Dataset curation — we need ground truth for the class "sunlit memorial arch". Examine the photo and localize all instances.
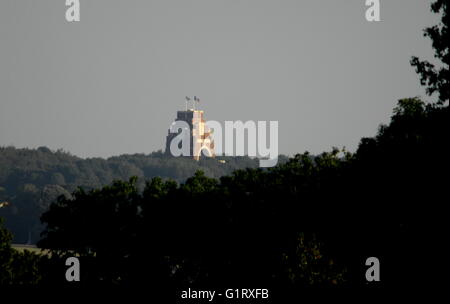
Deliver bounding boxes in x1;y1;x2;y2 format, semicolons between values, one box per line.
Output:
165;96;215;160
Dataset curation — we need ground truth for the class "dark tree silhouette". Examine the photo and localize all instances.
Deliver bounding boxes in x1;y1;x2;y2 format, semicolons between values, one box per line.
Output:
411;0;449;104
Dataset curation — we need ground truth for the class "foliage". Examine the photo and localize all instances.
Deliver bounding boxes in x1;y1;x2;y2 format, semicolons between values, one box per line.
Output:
410;0;449;104
282;233;346;285
0;218;43;284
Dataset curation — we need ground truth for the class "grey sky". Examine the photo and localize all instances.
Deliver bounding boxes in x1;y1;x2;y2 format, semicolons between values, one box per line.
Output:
0;1;438;158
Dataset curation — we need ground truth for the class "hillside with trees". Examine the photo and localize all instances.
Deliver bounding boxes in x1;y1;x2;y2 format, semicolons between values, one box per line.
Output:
0;148;285;243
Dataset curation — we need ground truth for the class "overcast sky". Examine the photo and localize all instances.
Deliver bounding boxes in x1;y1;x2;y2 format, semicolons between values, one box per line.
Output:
0;0;439;158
